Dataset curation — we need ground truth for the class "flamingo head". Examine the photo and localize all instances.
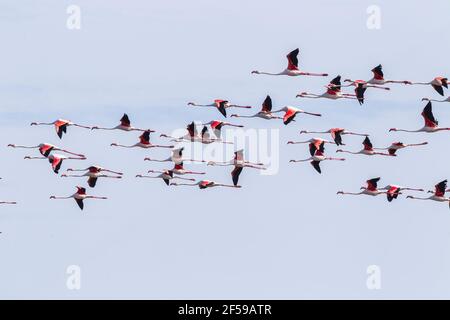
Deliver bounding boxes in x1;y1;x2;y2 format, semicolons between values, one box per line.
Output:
421;98;430;101
230;114;238;118
389;128;397;132
343;79;352;83
24;156;31;159
251;70;260;74
136;174;143;178
143;157;151;161
61;174;67;177
91;126;99;130
49;196;56;199
406;195;414;199
336;191;344;195
336;149;343;153
287;141;294;144
30;122;37;126
110;143;118;146
187;102;195;106
170;182;179;186
7;144;15;147
207;161;215;166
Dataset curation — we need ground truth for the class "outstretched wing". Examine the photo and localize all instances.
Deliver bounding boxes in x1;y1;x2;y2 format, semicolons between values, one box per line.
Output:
215;100;228;117
371;65;384;80
231;166;243;186
362;136;373;151
286;48;299;71
355;83;366;105
120;113;131;127
366;177;380;191
262;95;272;112
88;177;98;188
421;102;438;127
310;160;321;174
75;198;84;210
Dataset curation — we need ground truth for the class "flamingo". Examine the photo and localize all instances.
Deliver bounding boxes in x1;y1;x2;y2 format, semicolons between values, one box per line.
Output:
30;119;91;139
187;100;251;118
171;180;241;189
379;184;424;202
50;186;107;210
363;64;412;85
299;128;368;146
91;113;155;132
111;130;173;149
7;143;84;158
200;120;243;139
207;149;264;168
422;97;450;103
287;138;336;156
136;170;195;186
160;122;232;144
61;166;123;188
296;75;358;100
342;80;390;105
150;162;205;176
373;141;428;156
337;177;388;197
230;95;283;120
24;153;86;174
389;102;450;133
144;147;205;164
407;180;450;208
409;77;448;96
271;106;321;125
289;141;345;173
336;137;394;157
251;48;328;77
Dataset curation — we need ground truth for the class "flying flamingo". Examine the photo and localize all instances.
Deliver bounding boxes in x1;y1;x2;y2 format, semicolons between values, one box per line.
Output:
407;180;450;208
143;147;205;164
373;141;428;156
389;102;450;133
287;138;336;156
160;122;232;144
111;130;173;149
7;143;84;158
337;177;388;197
91;113;155;132
61;166;123;188
336;137;394;157
341;80;390;105
289;141;345;173
409;77;448;96
251;48;328;77
230;95;283;120
171;180;241;189
207;149;264;168
150;162;205;176
378;184;424;202
422;97;450;103
24;153;86;174
296;75;358;100
136;170;195;186
360;64;412;85
50;186;107;210
30;119;91;139
271;106;321;125
299;128;368;146
187;99;251;117
200;120;244;139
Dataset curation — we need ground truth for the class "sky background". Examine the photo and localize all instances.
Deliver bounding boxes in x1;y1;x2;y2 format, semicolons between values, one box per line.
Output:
1;0;450;299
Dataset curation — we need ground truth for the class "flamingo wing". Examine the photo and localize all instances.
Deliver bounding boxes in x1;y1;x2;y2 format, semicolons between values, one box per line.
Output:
366;177;380;191
309;142;317;156
355;83;366;105
283;108;297;125
139;130;151;144
231;166;243;186
387;186;400;202
371;65;384;80
262;95;272;112
50;157;63;174
39;144;54;157
331;129;344;146
55;121;68;139
234;150;244;162
362;136;373;151
435;180;447;197
75;198;84;210
432;84;444;96
214;100;227;117
310;160;321;174
88;176;98;188
286;48;299;71
120;113;131;127
187;122;196;138
421;102;438;127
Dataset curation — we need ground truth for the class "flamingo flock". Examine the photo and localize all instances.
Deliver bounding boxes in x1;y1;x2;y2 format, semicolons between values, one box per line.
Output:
2;47;449;211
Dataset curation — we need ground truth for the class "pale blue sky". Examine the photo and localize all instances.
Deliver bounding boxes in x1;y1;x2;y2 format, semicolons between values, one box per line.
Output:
1;0;450;299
